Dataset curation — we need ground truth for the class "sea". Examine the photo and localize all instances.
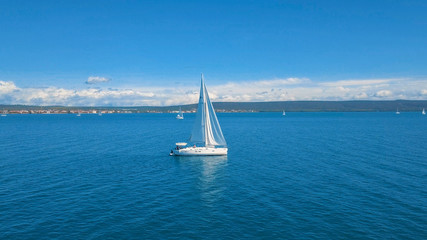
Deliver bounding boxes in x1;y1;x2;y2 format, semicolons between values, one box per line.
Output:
0;112;426;239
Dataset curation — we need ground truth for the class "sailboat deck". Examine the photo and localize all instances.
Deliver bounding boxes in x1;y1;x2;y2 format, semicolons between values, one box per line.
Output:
173;147;227;156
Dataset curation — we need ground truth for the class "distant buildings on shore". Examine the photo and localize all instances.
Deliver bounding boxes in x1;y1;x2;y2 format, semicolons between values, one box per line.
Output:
1;109;135;114
2;109;142;114
0;108;255;114
3;100;425;113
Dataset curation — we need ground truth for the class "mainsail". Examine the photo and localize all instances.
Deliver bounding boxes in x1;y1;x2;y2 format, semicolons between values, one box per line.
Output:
177;106;183;118
189;74;227;147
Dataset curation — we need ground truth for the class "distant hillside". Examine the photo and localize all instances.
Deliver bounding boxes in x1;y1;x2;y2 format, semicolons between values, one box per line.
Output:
210;100;427;112
1;100;426;113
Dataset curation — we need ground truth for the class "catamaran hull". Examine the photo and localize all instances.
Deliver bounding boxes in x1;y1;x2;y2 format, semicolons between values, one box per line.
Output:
172;147;228;156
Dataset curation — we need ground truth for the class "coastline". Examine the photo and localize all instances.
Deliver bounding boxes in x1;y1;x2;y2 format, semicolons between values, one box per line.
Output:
1;100;427;114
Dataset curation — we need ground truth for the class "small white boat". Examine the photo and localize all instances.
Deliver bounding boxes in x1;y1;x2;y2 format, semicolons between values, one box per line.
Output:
171;74;227;156
423;108;426;115
396;108;400;114
282;110;286;116
176;106;184;119
98;110;102;116
77;110;81;117
1;110;7;117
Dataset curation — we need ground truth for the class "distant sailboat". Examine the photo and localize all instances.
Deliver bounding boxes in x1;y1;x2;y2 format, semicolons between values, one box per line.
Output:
423;108;426;115
77;110;81;117
1;110;7;117
282;110;286;116
171;74;227;156
396;108;400;114
176;106;184;119
98;110;102;116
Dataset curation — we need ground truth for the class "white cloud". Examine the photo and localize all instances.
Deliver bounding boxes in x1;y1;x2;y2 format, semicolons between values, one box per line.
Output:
253;77;309;87
86;76;111;84
374;90;393;98
1;77;426;106
354;92;369;99
320;79;396;87
0;81;18;94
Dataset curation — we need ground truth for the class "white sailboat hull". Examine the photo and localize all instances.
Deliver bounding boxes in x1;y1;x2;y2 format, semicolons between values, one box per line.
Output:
172;147;228;156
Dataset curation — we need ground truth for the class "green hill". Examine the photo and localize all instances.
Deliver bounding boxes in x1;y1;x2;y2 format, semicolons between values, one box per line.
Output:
1;100;426;113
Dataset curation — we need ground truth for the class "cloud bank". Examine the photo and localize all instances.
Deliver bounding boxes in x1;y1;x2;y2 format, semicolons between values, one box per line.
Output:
0;77;426;106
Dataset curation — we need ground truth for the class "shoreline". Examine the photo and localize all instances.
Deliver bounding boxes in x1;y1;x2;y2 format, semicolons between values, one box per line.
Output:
1;100;426;114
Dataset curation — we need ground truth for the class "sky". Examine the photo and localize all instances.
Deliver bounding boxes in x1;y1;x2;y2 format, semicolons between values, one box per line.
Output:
1;0;427;106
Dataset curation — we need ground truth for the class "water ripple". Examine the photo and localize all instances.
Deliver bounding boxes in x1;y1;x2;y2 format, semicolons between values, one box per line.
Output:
1;113;426;239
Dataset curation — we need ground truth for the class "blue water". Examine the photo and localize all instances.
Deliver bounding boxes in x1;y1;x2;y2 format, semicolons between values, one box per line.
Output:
1;112;426;239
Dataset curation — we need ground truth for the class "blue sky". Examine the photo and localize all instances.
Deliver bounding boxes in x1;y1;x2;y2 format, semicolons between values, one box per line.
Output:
1;0;427;106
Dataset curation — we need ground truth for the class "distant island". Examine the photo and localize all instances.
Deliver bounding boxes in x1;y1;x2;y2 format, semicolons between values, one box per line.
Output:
1;100;426;114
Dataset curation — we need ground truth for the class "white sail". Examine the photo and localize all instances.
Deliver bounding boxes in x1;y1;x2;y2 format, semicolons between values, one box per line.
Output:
176;106;184;119
189;74;227;147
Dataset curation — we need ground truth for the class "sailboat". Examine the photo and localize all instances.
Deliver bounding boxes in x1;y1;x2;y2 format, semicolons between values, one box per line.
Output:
282;110;286;116
422;108;426;115
396;107;400;114
176;106;184;119
1;110;7;117
98;110;102;116
171;74;227;156
77;110;81;117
